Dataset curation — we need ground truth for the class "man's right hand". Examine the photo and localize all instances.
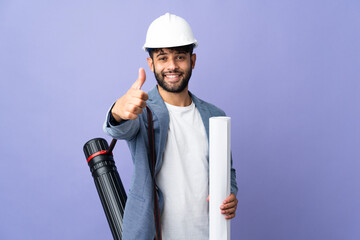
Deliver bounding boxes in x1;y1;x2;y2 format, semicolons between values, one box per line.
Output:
111;68;149;122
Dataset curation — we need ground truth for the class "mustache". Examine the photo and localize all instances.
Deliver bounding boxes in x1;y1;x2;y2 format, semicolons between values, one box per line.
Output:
162;70;183;75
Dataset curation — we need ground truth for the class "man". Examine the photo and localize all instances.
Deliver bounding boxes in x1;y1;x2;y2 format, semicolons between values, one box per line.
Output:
104;13;238;239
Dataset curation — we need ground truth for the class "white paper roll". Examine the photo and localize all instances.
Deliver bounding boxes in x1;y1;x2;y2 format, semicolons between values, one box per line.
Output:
209;117;231;240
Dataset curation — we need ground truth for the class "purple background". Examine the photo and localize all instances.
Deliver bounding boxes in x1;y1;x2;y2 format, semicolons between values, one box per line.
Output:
1;0;360;239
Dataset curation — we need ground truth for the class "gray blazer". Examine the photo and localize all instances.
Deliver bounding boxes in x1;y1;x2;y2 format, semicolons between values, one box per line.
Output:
104;86;238;239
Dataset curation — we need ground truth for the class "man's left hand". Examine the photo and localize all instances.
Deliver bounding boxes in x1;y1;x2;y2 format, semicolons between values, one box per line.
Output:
220;193;238;219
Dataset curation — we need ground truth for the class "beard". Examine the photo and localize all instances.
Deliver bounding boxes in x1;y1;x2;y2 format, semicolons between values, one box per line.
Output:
153;64;192;93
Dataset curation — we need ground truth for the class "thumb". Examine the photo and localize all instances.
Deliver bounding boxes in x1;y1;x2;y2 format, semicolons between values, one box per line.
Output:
132;67;146;90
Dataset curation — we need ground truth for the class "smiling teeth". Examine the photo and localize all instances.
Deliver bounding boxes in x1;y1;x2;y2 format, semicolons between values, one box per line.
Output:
166;75;178;78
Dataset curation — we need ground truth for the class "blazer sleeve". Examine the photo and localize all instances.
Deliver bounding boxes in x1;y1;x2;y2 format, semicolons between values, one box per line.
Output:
103;105;140;141
230;153;238;196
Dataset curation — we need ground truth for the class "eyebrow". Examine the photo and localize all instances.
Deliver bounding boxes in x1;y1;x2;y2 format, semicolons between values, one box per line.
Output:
156;51;187;58
156;52;168;57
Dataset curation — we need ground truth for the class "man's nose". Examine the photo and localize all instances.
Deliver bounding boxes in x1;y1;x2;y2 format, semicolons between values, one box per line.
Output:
166;58;177;71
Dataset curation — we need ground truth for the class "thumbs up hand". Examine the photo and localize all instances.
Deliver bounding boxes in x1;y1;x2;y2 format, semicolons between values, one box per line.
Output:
111;68;149;122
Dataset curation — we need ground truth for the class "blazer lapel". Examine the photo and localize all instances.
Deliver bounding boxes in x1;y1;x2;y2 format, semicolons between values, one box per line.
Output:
147;86;169;174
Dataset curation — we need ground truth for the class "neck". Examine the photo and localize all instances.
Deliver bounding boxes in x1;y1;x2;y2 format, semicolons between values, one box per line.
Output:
158;85;192;107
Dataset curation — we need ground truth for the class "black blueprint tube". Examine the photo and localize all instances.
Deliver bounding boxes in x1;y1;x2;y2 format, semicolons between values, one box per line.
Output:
83;138;127;240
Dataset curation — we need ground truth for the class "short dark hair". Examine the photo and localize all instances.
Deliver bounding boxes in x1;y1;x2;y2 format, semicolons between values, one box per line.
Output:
148;44;194;58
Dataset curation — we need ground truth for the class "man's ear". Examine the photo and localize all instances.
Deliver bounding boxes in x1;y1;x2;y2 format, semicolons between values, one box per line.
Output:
191;54;196;69
147;57;154;72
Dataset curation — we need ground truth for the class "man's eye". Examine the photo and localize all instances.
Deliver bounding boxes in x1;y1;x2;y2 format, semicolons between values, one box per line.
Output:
177;56;185;60
159;57;166;61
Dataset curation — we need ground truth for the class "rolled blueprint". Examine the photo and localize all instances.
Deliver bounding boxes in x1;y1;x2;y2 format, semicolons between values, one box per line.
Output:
209;117;231;240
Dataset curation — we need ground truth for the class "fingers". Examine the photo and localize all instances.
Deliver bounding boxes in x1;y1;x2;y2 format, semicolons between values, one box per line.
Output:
117;97;147;120
132;89;149;101
225;213;236;220
221;200;237;210
123;107;142;120
220;193;238;220
132;68;146;90
220;204;237;219
221;205;237;214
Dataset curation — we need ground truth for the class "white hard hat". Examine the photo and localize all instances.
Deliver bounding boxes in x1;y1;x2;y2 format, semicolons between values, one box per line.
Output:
143;13;198;51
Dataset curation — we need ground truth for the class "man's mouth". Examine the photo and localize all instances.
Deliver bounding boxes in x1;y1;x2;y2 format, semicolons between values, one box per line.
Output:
163;72;182;82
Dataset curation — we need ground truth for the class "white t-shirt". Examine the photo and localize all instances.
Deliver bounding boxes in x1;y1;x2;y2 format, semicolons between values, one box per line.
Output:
157;101;209;239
